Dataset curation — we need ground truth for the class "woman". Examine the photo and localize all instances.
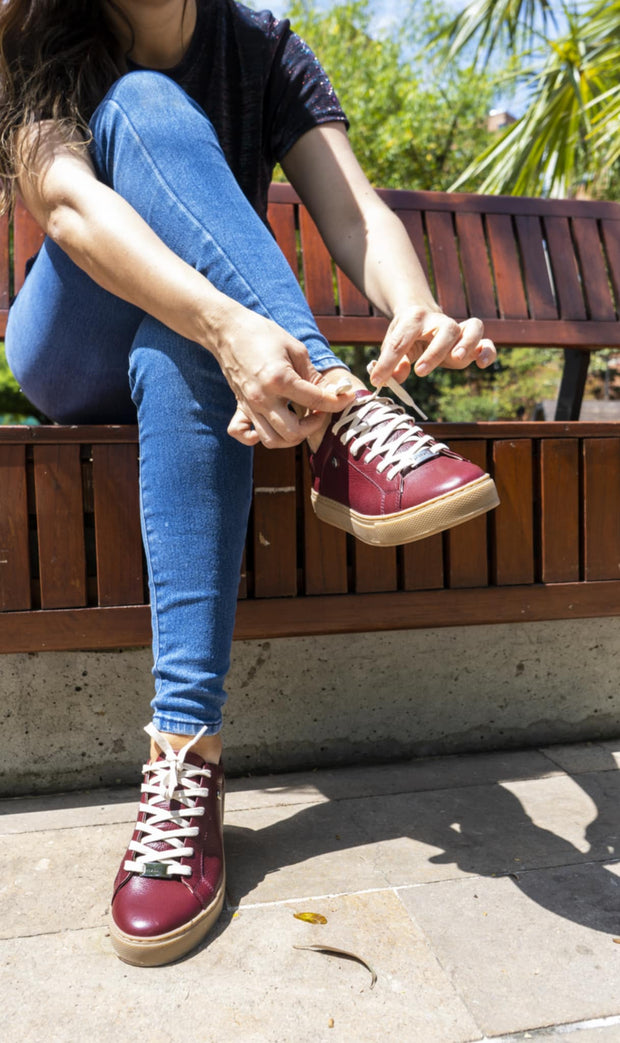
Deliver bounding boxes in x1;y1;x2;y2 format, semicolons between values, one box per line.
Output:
0;0;498;965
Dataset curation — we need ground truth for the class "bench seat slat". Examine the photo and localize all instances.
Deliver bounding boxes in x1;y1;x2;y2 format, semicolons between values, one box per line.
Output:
540;439;580;583
583;438;620;582
92;444;144;606
446;440;490;588
492;439;534;586
34;444;87;608
0;445;31;610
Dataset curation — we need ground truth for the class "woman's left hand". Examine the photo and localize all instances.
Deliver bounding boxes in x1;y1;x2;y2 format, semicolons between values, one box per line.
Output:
369;306;497;388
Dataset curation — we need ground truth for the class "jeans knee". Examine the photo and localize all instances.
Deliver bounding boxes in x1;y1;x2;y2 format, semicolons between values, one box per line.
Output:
90;71;218;178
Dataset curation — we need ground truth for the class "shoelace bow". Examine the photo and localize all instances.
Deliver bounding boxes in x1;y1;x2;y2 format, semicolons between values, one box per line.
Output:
331;365;448;481
125;723;213;879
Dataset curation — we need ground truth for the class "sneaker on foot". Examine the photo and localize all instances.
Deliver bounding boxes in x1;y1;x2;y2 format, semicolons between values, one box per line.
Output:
309;382;499;547
110;724;225;967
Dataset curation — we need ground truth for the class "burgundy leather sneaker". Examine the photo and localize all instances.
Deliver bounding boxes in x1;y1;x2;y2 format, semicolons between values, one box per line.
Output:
309;388;499;546
110;724;225;966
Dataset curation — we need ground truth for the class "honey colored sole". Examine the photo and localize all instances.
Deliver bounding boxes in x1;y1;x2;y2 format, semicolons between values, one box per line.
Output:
110;876;226;967
311;474;499;547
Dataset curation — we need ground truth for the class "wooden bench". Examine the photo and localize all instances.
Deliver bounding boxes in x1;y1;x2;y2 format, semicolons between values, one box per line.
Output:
1;183;620;654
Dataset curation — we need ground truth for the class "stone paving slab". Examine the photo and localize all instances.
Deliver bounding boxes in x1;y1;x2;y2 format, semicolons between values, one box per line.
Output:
0;891;482;1043
398;865;620;1037
0;745;561;836
540;742;620;776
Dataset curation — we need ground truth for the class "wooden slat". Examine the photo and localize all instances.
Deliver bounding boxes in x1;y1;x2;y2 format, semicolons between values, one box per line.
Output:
539;439;580;582
3;580;620;653
252;446;298;597
233;581;620;641
600;218;620;313
446;440;490;588
544;217;588;320
353;542;398;594
13;198;44;295
267;200;299;277
0;445;31;610
317;315;620;348
571;217;616;320
492;439;534;585
515;215;558;319
398;209;432;284
583;438;620;581
455;212;497;317
486;214;529;319
426;211;468;317
92;444;144;606
336;267;371;316
238;548;248;600
301;452;348;595
0;214;10;312
299;206;336;314
401;535;444;590
33;444;87;608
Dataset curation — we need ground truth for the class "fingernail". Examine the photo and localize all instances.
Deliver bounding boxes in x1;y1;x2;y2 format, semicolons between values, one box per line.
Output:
453;347;466;359
415;362;428;375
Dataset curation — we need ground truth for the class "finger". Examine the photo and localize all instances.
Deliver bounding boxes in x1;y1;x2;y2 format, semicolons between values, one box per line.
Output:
413;317;462;375
474;337;497;369
371;315;426;385
227;407;261;446
447;318;485;367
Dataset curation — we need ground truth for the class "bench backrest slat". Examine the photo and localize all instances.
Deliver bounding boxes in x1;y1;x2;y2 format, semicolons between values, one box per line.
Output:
5;183;620;348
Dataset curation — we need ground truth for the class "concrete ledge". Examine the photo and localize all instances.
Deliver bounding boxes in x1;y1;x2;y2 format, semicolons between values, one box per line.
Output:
2;616;620;795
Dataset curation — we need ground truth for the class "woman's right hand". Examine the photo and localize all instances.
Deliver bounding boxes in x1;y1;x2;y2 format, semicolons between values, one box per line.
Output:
212;303;354;449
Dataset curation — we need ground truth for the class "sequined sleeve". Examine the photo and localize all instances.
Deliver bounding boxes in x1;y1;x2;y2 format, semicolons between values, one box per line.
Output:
266;28;349;165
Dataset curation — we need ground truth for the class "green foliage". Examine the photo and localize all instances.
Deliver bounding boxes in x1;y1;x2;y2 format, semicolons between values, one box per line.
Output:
440;0;620;199
0;342;45;423
280;0;495;190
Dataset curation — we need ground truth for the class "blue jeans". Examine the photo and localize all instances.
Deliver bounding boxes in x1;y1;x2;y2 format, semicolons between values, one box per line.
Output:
6;71;344;735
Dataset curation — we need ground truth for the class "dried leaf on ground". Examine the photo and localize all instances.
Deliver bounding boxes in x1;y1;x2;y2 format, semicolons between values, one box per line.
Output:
293;944;377;988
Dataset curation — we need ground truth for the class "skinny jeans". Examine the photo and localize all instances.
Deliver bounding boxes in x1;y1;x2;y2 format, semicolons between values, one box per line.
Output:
6;71;344;735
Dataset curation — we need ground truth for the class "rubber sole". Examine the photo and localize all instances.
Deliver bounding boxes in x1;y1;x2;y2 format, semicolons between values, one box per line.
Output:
109;875;226;967
311;474;499;547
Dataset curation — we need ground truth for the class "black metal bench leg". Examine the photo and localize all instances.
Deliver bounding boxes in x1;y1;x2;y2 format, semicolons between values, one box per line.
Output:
555;349;590;421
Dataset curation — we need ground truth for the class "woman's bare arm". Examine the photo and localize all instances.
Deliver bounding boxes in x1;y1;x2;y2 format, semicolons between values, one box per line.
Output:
282;123;496;387
16;124;353;446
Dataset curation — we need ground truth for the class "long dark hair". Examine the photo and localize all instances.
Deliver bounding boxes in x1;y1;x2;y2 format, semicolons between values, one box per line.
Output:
0;0;128;214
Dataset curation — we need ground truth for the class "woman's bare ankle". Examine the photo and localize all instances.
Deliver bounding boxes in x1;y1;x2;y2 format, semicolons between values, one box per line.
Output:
150;730;223;764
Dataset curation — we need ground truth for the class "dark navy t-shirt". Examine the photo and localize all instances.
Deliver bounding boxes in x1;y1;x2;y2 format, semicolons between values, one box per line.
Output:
132;0;348;220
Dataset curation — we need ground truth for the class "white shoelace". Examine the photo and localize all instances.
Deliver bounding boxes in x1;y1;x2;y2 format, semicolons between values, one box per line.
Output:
124;724;213;879
330;365;448;481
